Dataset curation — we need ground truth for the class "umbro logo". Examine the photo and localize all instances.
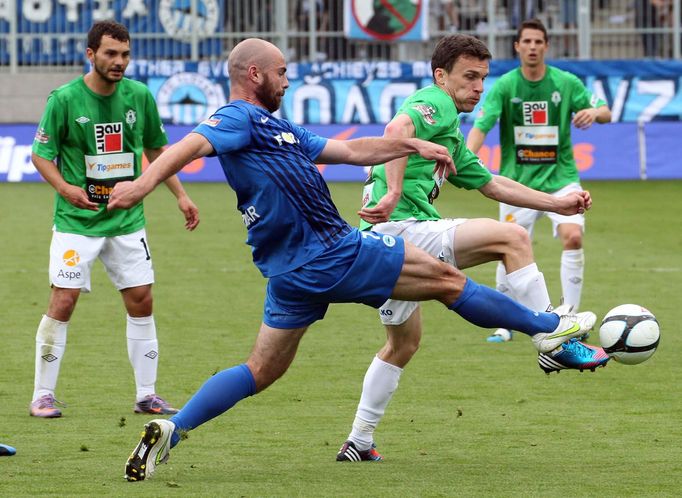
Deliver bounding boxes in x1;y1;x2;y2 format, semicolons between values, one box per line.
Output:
76;116;90;124
260;116;269;124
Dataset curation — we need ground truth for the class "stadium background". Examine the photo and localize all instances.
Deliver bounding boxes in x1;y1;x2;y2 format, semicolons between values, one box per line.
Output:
1;0;681;183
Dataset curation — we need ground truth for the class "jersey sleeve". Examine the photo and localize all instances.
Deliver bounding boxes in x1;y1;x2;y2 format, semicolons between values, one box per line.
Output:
193;105;252;155
32;91;64;161
291;123;328;161
399;99;450;142
473;79;504;133
569;73;606;112
447;127;493;190
142;89;168;149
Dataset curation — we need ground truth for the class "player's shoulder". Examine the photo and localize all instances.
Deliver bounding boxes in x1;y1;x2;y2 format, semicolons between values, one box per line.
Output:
119;77;149;92
47;76;86;102
547;65;583;84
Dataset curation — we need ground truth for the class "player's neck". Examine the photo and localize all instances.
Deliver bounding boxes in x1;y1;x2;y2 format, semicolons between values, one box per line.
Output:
229;89;266;110
83;72;118;96
521;63;546;82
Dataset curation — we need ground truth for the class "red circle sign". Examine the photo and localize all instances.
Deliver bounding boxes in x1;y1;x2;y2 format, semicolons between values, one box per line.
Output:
351;0;423;41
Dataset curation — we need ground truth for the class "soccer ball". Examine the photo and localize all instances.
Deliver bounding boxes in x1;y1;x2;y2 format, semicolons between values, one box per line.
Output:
599;304;660;365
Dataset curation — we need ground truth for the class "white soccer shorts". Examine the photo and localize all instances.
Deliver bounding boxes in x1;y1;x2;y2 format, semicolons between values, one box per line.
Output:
49;228;154;292
499;182;586;239
373;218;467;326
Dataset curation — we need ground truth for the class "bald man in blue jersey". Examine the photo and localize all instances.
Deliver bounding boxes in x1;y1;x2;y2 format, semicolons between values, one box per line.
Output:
109;38;594;482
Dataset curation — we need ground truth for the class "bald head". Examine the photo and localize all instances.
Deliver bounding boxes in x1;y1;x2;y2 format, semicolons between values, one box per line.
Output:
228;38;283;80
227;38;289;112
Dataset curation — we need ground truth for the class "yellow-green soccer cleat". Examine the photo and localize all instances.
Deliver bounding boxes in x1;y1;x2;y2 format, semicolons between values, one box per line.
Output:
124;419;174;482
531;311;597;353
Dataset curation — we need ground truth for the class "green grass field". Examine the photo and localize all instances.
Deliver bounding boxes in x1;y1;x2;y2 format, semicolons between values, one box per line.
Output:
1;180;681;497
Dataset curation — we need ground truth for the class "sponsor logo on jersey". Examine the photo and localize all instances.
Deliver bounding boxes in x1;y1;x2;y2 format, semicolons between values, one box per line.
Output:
62;249;80;267
412;104;436;125
84;153;134;179
514;126;558;145
76;116;90;124
94;122;123;153
274;132;299;146
522;101;548;125
202;117;221;127
34;127;49;144
260;116;270;124
125;109;137;129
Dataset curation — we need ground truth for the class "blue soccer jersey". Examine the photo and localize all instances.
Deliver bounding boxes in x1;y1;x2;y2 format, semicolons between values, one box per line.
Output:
194;101;352;277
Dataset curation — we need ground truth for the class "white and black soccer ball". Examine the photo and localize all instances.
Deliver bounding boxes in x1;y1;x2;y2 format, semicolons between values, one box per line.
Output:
599;304;660;365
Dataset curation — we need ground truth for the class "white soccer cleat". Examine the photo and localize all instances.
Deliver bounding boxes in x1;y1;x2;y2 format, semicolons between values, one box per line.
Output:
124;419;174;482
532;311;597;353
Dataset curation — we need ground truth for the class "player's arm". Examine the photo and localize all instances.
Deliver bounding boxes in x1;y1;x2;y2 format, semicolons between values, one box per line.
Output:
316;135;453;173
31;152;99;211
358;114;414;224
572;104;611;129
466;127;488;155
109;133;212;211
479;175;591;215
144;146;200;231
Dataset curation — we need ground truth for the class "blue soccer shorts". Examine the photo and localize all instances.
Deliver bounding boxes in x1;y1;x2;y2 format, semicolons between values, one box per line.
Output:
263;228;405;329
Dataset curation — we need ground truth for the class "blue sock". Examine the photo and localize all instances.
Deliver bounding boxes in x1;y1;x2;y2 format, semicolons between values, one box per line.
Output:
169;364;256;448
449;278;559;335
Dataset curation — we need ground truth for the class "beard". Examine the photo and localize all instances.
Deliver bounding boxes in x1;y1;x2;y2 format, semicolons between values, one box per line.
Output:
93;58;124;84
256;74;283;112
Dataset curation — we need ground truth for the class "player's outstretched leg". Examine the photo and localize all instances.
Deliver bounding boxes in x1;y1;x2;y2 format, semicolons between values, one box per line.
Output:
125;419;173;481
448;278;594;351
538;338;610;374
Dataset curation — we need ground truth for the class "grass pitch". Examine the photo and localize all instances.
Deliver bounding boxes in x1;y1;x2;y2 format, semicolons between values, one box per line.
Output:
1;180;681;497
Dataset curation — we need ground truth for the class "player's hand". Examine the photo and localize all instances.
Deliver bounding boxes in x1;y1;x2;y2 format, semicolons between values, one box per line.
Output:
61;184;99;211
358;191;401;224
572;109;597;129
177;195;200;231
557;190;591;215
415;141;456;177
107;181;143;211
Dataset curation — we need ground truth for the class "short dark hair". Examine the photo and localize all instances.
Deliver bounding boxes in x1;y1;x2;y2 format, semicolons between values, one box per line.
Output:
87;20;130;52
516;18;548;43
431;34;491;79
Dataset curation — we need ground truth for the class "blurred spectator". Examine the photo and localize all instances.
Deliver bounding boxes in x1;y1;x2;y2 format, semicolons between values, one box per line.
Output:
561;0;577;56
296;0;329;60
635;0;666;57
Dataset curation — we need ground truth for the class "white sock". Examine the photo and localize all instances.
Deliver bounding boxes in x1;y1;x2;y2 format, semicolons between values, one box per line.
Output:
33;315;68;401
505;263;552;312
561;249;584;311
126;314;158;401
348;355;403;451
495;261;515;299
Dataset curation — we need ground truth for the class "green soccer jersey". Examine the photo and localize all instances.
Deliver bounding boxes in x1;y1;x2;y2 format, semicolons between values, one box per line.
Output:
473;65;605;193
361;85;492;230
33;76;168;237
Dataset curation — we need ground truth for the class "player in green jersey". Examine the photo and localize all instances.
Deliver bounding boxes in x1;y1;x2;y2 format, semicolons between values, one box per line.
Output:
337;34;609;462
467;18;611;343
29;21;200;418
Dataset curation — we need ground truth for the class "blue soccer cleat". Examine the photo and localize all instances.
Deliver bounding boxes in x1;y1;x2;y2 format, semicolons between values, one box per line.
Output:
538;338;610;374
487;328;513;343
0;444;16;456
